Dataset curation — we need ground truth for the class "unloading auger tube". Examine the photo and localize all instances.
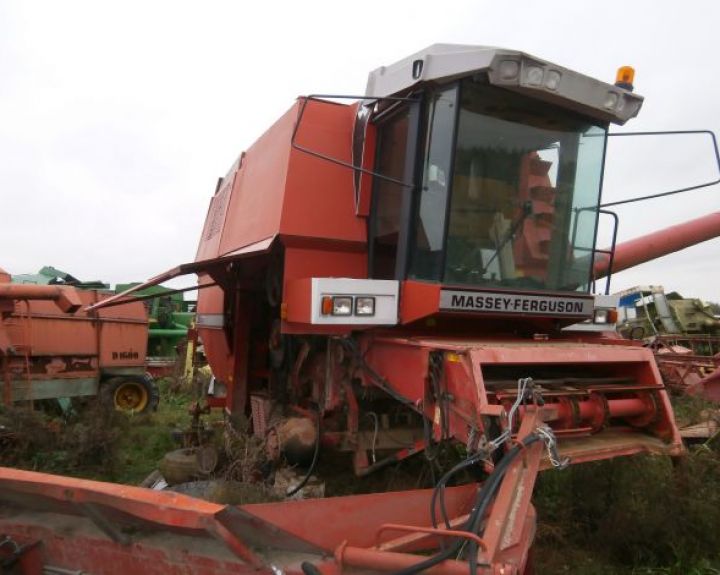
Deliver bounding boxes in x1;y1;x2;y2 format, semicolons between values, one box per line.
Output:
594;211;720;279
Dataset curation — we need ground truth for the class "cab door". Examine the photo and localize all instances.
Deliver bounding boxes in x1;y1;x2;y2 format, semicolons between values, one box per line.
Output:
368;103;420;280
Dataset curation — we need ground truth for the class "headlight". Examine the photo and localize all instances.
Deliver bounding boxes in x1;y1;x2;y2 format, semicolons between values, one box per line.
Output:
332;296;353;316
355;296;376;316
524;66;544;87
594;309;609;324
545;70;561;91
320;294;379;318
593;309;618;324
499;59;520;81
604;91;619;110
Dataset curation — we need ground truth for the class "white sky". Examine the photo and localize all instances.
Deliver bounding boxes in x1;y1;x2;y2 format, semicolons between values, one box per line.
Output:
1;0;718;301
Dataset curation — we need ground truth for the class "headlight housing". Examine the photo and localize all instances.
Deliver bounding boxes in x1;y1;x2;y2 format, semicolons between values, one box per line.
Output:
331;296;353;316
355;296;376;316
593;308;618;324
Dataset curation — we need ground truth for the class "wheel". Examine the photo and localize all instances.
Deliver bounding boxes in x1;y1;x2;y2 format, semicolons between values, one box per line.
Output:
629;325;646;340
100;375;160;414
195;445;220;475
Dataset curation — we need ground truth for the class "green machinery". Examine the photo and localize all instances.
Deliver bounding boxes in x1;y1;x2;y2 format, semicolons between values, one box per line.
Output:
115;282;195;374
616;285;720;340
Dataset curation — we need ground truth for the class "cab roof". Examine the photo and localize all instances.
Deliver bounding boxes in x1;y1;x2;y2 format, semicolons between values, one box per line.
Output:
366;43;643;125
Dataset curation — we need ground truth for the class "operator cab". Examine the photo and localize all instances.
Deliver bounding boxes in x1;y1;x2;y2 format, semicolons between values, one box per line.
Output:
364;45;641;324
372;82;605;291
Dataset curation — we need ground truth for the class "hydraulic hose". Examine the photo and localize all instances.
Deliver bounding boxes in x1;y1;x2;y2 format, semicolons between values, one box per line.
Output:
433;377;533;531
300;561;322;575
392;434;541;575
464;435;543;575
431;453;485;530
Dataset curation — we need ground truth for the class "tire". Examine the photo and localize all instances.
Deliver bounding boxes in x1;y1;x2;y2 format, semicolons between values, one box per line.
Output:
629;326;646;340
195;445;220;475
159;448;200;485
100;375;160;414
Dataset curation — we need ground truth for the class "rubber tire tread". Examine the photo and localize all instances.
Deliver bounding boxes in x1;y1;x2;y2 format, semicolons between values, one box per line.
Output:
99;374;160;414
160;448;200;486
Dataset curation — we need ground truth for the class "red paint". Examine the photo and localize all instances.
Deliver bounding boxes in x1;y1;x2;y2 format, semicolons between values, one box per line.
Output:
0;282;147;405
595;211;720;278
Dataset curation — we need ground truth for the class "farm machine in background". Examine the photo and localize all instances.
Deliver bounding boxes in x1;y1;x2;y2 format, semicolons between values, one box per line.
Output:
12;266;196;379
0;267;157;413
616;285;720;341
614;283;720;403
114;282;196;378
1;44;719;574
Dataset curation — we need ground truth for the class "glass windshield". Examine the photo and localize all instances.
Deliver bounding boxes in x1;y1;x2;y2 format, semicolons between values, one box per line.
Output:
411;80;607;292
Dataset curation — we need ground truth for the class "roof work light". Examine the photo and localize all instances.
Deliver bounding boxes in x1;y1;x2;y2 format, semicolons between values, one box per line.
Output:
615;66;635;92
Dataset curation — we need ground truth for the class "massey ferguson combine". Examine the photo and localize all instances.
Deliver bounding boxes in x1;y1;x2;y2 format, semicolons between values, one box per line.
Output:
2;44;719;574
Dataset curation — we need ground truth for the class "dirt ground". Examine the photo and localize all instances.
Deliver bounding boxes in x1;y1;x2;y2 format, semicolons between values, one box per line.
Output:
1;382;719;574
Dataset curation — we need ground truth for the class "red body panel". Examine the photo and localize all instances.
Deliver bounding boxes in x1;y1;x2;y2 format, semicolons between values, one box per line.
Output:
215;118;288;258
196;100;366;266
595;211;720;278
361;335;682;461
195;281;233;384
281;102;366;244
688;366;720;402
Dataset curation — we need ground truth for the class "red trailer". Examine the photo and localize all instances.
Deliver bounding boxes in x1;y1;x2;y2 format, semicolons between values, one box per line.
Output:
1;44;718;574
0;267;156;412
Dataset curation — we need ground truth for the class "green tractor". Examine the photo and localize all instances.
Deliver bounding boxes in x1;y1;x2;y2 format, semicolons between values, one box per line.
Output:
115;282;196;377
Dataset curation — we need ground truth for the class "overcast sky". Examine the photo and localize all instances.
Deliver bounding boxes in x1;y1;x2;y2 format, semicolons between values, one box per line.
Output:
1;1;718;301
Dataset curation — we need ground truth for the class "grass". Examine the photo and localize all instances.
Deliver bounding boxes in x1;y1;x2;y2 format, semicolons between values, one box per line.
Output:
533;445;720;573
108;378;196;484
0;378;194;484
671;395;718;428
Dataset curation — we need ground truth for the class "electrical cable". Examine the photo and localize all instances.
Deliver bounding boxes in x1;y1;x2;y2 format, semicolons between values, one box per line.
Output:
464;429;565;575
487;377;531;453
423;405;440;462
366;411;379;464
300;561;322;575
465;435;543;575
536;425;570;469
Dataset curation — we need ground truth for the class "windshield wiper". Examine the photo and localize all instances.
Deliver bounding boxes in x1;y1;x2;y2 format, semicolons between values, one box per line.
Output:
481;200;533;276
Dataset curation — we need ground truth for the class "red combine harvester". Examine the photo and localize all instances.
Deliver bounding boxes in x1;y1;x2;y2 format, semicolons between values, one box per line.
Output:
0;268;156;412
1;44;719;574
